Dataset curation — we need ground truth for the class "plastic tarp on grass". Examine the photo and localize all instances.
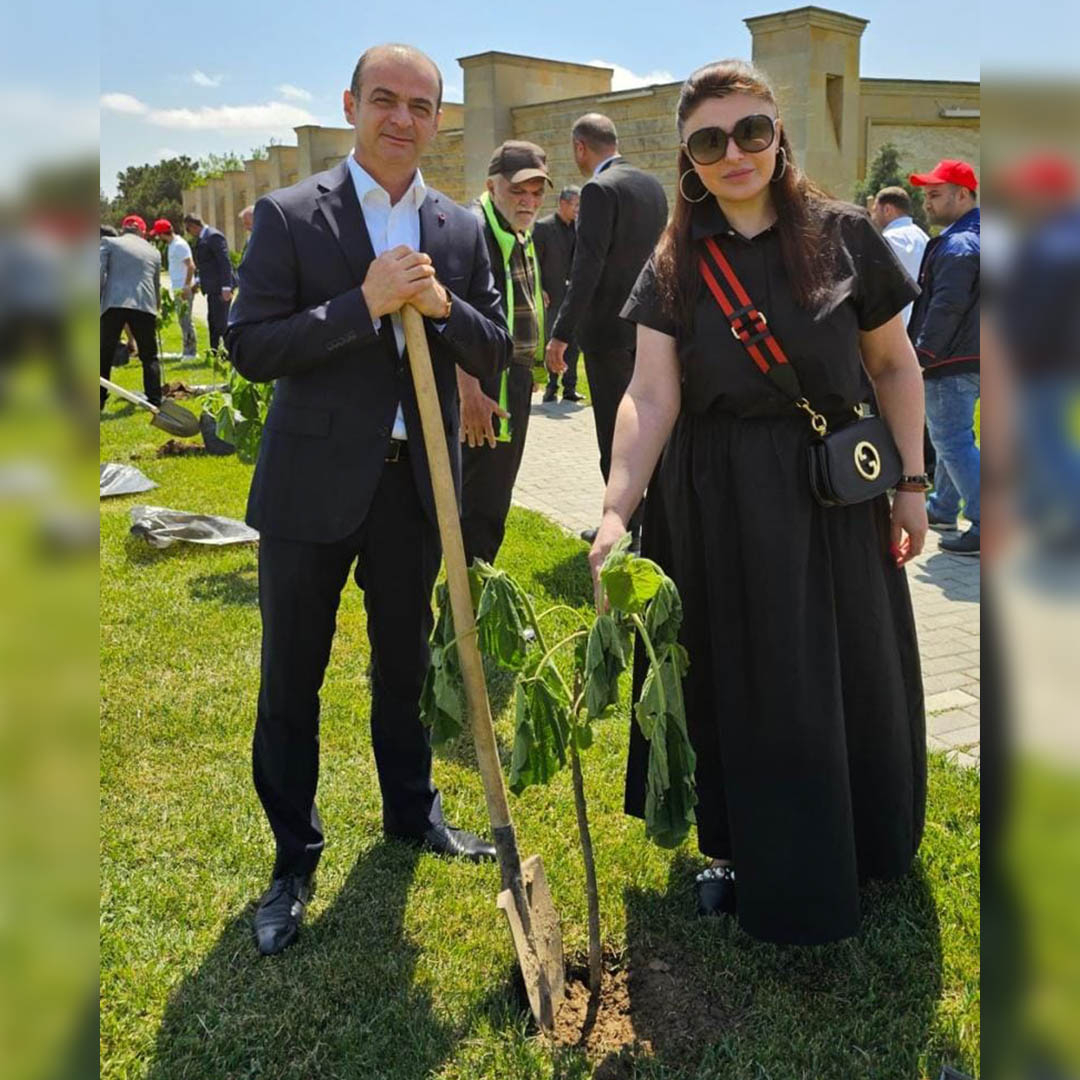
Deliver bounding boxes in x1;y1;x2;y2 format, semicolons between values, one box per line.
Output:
129;505;258;549
100;463;157;498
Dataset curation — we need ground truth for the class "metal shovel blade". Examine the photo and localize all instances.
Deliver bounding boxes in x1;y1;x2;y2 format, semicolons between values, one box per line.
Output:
496;855;566;1030
150;401;201;437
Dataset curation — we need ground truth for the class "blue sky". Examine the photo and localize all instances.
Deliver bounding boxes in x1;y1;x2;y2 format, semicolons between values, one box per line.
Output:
8;0;1074;199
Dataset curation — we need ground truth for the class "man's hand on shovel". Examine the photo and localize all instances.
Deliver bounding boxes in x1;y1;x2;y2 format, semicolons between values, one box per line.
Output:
360;245;451;321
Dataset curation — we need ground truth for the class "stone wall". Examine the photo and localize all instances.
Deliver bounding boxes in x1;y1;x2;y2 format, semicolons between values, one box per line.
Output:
511;84;684;214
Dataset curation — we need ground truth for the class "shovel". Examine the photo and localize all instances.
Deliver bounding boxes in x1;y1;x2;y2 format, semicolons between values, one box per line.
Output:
99;377;201;438
402;305;565;1032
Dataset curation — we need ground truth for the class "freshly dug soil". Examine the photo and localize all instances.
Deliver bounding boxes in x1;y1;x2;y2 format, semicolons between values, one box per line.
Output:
157;440;205;457
546;951;742;1071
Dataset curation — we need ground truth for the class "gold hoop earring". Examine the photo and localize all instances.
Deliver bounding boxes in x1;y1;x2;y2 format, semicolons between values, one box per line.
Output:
679;168;709;203
771;147;788;183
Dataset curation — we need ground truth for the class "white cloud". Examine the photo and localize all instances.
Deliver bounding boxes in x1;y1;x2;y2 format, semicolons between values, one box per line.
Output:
100;92;148;115
191;70;223;88
100;92;316;132
277;83;313;102
587;60;676;92
145;101;316;131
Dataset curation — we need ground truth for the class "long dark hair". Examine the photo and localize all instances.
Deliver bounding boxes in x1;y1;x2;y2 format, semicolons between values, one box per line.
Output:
654;60;841;328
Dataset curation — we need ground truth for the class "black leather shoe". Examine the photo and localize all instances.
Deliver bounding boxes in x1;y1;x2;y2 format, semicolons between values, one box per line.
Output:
695;865;736;917
254;872;314;955
562;391;584;403
542;388;558;403
393;823;497;862
580;527;598;543
940;528;980;557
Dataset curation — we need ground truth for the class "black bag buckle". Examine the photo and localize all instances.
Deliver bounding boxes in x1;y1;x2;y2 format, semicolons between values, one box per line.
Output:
728;304;770;347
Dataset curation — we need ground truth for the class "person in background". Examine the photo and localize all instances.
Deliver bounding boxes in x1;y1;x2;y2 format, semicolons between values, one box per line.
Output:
871;186;928;327
183;212;236;351
907;159;981;556
458;140;551;566
149;219;197;359
534;185;582;402
100;214;161;408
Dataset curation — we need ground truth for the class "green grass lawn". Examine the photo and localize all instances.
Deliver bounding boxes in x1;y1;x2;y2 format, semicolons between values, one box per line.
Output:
100;314;979;1079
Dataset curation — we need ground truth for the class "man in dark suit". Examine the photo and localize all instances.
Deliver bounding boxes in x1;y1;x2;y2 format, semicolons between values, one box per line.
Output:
534;185;581;402
545;114;668;540
184;212;236;350
226;43;512;956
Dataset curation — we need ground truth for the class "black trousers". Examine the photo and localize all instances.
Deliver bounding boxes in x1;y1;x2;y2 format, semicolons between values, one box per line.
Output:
253;457;444;878
100;307;160;407
585;345;643;533
206;292;232;352
461;362;534;566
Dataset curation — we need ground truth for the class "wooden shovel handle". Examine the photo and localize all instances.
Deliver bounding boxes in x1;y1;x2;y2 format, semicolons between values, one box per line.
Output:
401;305;513;832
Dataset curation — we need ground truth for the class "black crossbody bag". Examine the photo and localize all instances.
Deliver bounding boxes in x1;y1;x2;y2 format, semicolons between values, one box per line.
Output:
699;235;901;507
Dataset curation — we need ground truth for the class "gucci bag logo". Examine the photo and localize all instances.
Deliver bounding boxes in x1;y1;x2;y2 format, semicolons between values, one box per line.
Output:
854;440;882;481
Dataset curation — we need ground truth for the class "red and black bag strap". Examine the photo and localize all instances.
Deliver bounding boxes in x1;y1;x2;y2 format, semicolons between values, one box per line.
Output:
698;233;825;429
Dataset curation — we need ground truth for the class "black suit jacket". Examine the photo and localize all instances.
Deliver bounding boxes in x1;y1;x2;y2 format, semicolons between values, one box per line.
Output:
551;157;668;353
226;160;511;543
532;212;575;325
194;226;236;295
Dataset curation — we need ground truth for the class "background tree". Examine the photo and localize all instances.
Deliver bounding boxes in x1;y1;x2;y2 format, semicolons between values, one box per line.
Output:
105;156;199;229
854;142;928;231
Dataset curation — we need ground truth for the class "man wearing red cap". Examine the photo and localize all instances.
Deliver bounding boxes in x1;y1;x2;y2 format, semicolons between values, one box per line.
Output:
100;214;162;408
907;159;981;556
149;219;198;358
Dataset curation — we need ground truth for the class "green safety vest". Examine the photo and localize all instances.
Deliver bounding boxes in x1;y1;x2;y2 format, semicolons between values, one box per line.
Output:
480;191;545;442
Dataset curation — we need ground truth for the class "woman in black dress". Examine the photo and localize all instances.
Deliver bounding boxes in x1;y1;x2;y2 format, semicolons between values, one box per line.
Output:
589;60;929;946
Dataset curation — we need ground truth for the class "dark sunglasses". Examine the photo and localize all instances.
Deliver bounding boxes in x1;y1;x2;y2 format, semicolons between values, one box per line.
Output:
683;114;777;166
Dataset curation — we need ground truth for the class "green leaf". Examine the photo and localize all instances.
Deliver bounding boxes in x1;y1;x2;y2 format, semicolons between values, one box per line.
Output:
644;577;683;648
233;379;261;421
419;586;466;745
583;613;628;720
572;716;594;751
508;676;570;794
601;554;664;615
475;568;532;671
215;402;236;445
234;419;262;463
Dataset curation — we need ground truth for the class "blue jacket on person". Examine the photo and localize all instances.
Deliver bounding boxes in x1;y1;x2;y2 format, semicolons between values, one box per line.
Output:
907;206;980;379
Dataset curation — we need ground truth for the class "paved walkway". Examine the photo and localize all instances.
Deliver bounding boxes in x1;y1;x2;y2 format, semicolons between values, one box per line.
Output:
514;391;981;769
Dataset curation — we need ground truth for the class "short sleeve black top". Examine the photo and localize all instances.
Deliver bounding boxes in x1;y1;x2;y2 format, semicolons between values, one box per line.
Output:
621;198;919;417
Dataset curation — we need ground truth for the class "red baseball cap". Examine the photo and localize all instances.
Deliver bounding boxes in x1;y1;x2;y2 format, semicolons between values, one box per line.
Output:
908;159;978;192
148;218;174;236
121;214;148;234
998;153;1079;197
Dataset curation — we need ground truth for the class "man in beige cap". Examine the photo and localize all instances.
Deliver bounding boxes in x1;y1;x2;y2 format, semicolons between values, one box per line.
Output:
459;140;551;565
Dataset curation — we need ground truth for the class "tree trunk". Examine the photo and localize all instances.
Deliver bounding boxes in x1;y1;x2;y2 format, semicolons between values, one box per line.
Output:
569;735;602;998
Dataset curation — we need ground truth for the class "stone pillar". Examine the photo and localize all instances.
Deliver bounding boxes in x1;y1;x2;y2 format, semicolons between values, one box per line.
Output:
458;52;612;199
221;170;247;252
267;145;299;190
745;6;868;199
244;157;273;205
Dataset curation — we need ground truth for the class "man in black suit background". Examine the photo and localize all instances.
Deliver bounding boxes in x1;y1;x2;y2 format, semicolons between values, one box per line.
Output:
184;212;236;350
534;185;581;402
226;43;511;956
545;114;668;540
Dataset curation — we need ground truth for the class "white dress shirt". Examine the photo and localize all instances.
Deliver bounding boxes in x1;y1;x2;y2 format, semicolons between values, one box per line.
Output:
881;215;929;326
592;154;619;177
345;152;428;440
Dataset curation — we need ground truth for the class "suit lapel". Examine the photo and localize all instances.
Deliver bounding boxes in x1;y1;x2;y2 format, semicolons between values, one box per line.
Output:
315;160;377;287
418;193;451;282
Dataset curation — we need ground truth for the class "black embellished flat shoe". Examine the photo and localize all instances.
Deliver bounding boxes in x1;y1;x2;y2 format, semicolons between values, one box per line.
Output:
695;864;736;917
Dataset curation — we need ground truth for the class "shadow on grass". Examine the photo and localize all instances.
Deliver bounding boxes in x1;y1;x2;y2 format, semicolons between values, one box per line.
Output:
100;402;136;422
534;550;592;609
147;842;453;1079
189;564;259;606
603;853;955;1079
